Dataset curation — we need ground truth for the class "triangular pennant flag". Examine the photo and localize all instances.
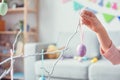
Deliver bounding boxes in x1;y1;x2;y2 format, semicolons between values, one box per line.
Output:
98;0;103;7
62;0;71;4
106;1;111;8
91;0;97;3
86;7;97;14
118;16;120;21
73;1;84;11
112;2;117;10
103;13;115;23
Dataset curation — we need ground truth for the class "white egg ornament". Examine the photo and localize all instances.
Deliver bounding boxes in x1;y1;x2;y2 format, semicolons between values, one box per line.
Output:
77;44;86;57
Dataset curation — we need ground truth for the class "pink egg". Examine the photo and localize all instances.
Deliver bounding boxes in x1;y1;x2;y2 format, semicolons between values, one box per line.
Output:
77;44;86;57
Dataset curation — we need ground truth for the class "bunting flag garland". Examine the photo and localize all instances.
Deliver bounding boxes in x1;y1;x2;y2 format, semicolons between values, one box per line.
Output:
62;0;120;10
103;13;115;23
73;1;84;11
62;0;120;23
106;2;111;8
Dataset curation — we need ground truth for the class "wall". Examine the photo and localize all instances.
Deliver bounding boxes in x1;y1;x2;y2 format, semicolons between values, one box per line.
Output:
39;0;120;43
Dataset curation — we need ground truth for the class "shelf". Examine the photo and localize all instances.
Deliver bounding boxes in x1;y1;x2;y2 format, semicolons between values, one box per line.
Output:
0;1;39;79
7;8;37;14
0;31;18;34
0;53;10;57
0;31;36;35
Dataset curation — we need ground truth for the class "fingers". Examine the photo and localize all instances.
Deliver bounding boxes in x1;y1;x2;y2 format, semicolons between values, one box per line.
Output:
81;18;89;25
80;10;96;25
80;15;92;25
80;9;95;17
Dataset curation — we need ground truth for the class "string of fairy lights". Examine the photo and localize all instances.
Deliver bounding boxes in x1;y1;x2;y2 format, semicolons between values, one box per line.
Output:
0;16;85;80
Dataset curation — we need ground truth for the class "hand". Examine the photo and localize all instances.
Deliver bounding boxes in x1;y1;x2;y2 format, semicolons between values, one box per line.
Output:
80;10;103;33
80;10;112;53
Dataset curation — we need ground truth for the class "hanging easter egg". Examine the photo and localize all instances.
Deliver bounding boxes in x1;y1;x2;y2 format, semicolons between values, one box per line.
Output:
0;0;8;16
77;44;86;57
39;76;46;80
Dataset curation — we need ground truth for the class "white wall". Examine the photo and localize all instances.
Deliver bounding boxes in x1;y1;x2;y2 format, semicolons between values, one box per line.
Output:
39;0;120;43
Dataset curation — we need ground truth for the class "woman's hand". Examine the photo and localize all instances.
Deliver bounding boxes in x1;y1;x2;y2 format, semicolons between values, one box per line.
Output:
80;10;112;53
80;10;103;33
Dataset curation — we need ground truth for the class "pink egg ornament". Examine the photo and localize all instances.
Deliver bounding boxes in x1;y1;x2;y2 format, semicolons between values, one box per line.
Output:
77;44;86;57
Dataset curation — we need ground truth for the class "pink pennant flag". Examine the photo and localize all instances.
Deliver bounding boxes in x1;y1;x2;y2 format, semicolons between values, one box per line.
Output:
62;0;71;3
112;2;117;10
92;0;97;3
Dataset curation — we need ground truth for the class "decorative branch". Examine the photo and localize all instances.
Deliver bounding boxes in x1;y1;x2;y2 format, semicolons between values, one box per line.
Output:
0;18;83;80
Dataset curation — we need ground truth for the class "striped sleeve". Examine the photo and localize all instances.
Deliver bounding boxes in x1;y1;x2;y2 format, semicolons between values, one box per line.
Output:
100;43;120;65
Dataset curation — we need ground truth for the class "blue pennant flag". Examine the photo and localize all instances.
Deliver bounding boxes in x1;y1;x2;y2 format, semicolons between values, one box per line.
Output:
118;16;120;21
98;0;103;7
73;1;84;11
86;7;97;14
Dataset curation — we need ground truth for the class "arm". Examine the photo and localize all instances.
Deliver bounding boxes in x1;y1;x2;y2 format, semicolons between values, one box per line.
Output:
100;43;120;65
96;27;112;52
80;10;120;65
80;10;111;52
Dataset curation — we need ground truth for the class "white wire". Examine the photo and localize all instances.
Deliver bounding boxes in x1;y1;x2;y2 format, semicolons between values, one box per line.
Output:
0;60;15;79
10;49;14;80
0;70;7;79
0;27;81;80
0;30;22;79
47;24;80;80
12;30;22;53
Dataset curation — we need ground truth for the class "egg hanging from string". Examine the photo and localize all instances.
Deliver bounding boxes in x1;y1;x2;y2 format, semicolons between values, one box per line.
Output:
77;44;86;57
76;17;87;57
